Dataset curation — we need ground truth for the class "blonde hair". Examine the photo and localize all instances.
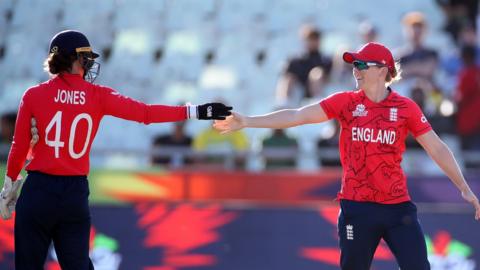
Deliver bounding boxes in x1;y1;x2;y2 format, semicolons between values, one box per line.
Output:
385;61;402;86
402;11;426;27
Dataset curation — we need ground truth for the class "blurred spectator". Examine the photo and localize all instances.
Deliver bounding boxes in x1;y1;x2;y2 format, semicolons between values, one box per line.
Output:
261;128;298;169
358;21;378;44
317;121;341;167
455;45;480;150
441;24;480;78
276;24;332;106
396;12;439;82
192;124;249;169
324;21;380;92
406;79;454;135
410;85;427;111
151;121;193;167
0;112;16;143
458;23;479;48
411;79;440;117
406;86;427;148
436;0;479;44
0;112;16;160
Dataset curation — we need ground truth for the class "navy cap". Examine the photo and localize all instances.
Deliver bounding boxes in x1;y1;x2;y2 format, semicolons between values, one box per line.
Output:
49;30;99;58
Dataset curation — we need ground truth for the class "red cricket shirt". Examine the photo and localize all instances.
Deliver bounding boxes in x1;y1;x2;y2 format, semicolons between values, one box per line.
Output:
320;89;432;204
6;73;187;180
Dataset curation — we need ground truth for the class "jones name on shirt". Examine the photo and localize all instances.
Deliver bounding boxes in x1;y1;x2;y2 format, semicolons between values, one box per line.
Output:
54;89;86;105
352;127;396;145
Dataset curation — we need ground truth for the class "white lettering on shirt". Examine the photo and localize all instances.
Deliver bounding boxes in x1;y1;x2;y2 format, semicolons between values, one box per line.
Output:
54;89;86;105
352;127;396;145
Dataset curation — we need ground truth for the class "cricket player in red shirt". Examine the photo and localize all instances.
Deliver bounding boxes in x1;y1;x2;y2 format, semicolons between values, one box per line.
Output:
0;30;232;270
214;42;480;269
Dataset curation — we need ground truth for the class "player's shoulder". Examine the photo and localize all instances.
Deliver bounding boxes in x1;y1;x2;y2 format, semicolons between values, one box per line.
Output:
24;84;41;95
390;90;417;106
325;89;358;99
89;82;118;95
320;90;356;108
388;90;422;115
22;79;51;99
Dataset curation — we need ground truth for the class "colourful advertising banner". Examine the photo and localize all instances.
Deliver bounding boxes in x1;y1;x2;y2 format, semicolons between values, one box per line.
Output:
1;203;478;270
1;169;478;269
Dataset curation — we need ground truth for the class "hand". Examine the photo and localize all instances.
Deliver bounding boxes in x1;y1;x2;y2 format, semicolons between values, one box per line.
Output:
461;188;480;220
213;112;247;134
0;176;23;220
196;103;233;120
30;117;39;147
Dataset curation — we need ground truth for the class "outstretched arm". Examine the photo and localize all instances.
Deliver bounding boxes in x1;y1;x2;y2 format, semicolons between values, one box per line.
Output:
100;86;231;123
214;103;329;133
416;130;480;220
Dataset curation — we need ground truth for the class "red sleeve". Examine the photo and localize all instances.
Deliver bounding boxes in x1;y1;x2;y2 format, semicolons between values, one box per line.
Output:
407;99;432;137
6;91;33;181
319;92;349;119
99;86;187;124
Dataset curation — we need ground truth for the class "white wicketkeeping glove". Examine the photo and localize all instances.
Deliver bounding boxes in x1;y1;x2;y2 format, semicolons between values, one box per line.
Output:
0;176;23;220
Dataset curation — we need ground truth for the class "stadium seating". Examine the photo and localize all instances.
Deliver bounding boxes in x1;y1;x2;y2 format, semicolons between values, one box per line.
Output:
0;0;475;172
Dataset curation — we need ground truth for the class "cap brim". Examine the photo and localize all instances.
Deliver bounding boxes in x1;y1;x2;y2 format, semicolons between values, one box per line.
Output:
342;52;359;63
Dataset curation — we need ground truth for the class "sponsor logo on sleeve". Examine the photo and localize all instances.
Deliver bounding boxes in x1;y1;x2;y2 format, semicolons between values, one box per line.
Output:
421;115;427;123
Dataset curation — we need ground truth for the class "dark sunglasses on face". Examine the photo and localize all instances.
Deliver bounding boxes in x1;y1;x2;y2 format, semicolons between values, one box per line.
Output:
352;60;385;70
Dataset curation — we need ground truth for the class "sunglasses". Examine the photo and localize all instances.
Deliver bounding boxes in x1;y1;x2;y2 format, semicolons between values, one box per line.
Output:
352;61;385;70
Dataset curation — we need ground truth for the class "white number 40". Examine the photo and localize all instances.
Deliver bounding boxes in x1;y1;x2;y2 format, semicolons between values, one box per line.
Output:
45;111;93;159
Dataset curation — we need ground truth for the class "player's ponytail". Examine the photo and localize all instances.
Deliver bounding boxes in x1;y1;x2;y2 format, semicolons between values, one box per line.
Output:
385;61;402;86
43;52;77;75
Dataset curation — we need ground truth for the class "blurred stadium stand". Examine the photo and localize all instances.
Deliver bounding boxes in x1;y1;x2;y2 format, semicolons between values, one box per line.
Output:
0;0;479;173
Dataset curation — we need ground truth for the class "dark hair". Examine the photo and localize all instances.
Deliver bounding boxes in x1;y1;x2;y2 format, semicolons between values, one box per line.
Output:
300;25;321;40
43;52;77;75
1;111;17;124
461;45;476;65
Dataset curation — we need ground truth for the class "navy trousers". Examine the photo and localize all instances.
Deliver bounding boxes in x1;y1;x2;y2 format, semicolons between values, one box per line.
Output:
338;199;430;270
14;171;94;270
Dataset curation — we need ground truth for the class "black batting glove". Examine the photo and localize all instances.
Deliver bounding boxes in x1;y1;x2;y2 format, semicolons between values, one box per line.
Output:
187;103;233;120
